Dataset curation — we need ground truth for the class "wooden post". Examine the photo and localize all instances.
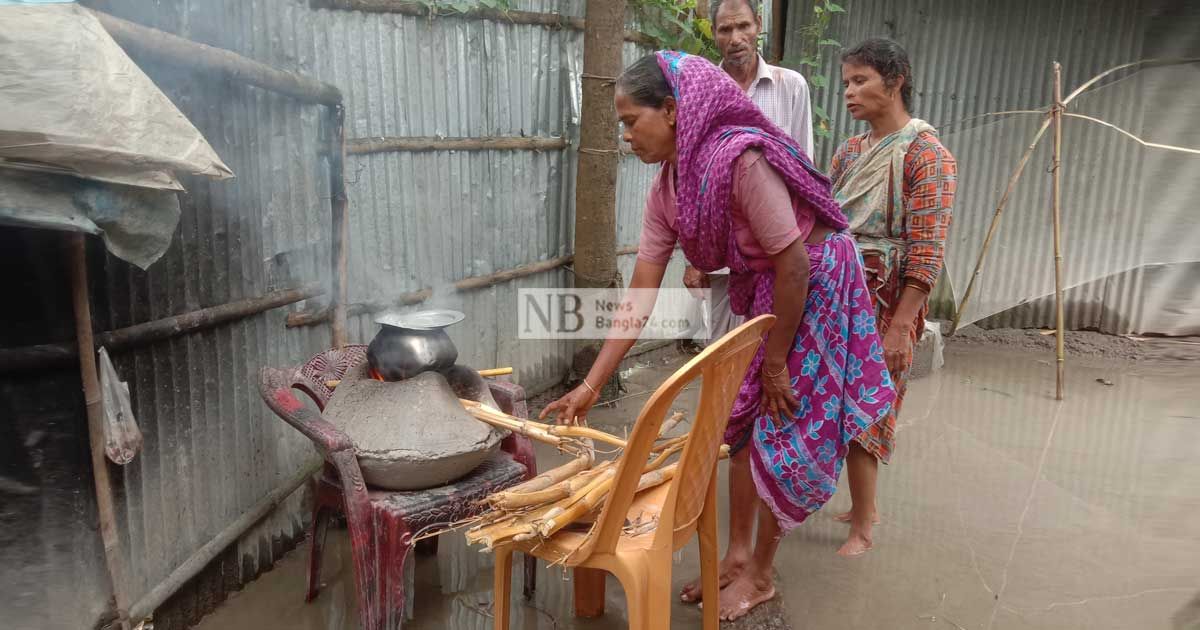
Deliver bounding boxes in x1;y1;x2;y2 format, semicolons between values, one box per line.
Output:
770;0;788;64
1051;62;1066;400
67;234;131;630
570;1;624;602
572;0;624;291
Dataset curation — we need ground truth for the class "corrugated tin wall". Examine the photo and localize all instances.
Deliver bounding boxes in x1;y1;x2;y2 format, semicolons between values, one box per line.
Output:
26;2;661;627
81;0;337;615
785;0;1198;334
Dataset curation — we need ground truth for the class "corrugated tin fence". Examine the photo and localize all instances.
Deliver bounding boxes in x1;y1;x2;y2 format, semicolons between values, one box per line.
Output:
5;2;663;628
785;0;1200;334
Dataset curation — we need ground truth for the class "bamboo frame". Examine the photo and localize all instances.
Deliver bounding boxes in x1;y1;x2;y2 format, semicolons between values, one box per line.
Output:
951;57;1200;345
1050;62;1066;400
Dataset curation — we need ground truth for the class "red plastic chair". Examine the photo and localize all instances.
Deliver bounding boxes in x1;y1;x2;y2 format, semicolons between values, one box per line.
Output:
259;345;537;630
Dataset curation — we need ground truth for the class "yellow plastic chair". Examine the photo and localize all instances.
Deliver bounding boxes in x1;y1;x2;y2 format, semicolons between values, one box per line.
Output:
493;315;775;630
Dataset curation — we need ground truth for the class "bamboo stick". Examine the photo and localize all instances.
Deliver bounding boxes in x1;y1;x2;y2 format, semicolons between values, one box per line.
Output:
93;10;341;106
477;367;514;377
547;424;628;448
311;0;657;46
347;135;567;155
459;400;569;448
68;234;131;630
497;454;593;495
489;462;612;510
1;284;325;373
329;104;349;348
1051;62;1066;400
949;116;1054;334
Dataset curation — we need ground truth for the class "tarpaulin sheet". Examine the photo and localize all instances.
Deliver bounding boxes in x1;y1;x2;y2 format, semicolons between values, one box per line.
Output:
0;170;181;269
0;2;233;190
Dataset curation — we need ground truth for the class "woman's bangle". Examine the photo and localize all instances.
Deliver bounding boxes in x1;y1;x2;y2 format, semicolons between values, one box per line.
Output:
582;379;599;396
762;363;787;378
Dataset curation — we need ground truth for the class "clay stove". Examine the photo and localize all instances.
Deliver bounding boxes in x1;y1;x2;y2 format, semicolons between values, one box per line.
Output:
323;310;506;491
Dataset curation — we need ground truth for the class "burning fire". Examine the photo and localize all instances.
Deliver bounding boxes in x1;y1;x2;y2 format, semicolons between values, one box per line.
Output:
368;366;386;382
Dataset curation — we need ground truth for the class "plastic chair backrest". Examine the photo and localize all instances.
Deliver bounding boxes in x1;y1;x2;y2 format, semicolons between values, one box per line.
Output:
585;315;774;558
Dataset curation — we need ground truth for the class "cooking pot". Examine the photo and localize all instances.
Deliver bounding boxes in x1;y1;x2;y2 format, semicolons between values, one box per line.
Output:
367;309;464;380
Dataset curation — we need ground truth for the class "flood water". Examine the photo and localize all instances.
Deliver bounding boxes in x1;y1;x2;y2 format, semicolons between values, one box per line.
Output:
193;341;1200;630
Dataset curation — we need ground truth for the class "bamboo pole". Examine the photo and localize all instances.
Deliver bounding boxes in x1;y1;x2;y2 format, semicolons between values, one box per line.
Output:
347;136;567;155
287;246;642;328
329;104;350;348
67;234;131;630
0;284;324;372
949;117;1053;334
1051;62;1066;400
93;11;341;106
310;0;657;46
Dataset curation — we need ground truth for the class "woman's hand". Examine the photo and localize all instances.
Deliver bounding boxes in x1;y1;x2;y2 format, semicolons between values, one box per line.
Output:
760;362;799;426
539;382;600;425
882;323;913;378
682;265;710;299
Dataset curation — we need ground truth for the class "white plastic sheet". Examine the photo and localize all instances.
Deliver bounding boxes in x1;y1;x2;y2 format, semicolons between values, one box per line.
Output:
0;2;233;190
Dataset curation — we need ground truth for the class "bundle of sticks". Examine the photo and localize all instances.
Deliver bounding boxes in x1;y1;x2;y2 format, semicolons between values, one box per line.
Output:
456;400;718;552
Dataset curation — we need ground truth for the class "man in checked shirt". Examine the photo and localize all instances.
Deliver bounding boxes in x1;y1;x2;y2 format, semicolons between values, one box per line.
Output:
681;0;817;352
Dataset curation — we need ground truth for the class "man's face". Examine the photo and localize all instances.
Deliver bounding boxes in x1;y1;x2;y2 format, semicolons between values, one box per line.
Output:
714;1;761;68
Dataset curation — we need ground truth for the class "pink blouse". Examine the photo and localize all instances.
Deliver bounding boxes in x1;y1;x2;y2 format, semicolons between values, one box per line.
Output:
637;150;816;272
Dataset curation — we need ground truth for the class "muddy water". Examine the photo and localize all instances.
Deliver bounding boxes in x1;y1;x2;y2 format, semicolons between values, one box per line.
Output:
194;343;1200;630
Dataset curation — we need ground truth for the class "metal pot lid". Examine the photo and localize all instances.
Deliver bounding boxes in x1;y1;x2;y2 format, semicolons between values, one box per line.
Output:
374;308;466;330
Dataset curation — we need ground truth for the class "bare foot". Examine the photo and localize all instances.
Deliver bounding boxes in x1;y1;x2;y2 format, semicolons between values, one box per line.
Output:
717;571;776;621
679;554;746;603
837;530;874;557
833;510;880;524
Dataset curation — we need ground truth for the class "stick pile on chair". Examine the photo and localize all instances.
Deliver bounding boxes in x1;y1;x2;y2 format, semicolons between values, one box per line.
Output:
456;400;716;552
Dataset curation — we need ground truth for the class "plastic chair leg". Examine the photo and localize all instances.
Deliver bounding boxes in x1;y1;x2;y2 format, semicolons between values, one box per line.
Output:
493;546;515;630
305;505;331;602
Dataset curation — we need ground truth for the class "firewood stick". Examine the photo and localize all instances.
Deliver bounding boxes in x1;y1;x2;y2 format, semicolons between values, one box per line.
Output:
490;460;612;509
537;445;732;540
546;424;628;448
459;399;567;447
496;453;592;495
658;411;686;437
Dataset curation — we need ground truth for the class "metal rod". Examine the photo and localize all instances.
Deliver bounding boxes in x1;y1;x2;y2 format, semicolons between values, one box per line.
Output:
67;234;132;630
949;116;1053;334
1051;62;1066;400
92;10;341;106
127;460;323;621
310;0;656;46
0;284;325;372
346;135;568;155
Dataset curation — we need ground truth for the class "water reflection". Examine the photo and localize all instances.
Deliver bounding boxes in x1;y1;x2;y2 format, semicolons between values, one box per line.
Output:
194;344;1200;630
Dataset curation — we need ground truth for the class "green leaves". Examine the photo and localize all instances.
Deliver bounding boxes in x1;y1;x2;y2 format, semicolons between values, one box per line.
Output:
630;0;720;62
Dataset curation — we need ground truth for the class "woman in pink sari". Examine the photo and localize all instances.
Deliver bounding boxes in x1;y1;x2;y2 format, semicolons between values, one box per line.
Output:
541;51;895;621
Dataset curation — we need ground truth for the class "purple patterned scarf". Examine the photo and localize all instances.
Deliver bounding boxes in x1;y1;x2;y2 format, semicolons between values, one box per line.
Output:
655;51;847;278
654;51;895;531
